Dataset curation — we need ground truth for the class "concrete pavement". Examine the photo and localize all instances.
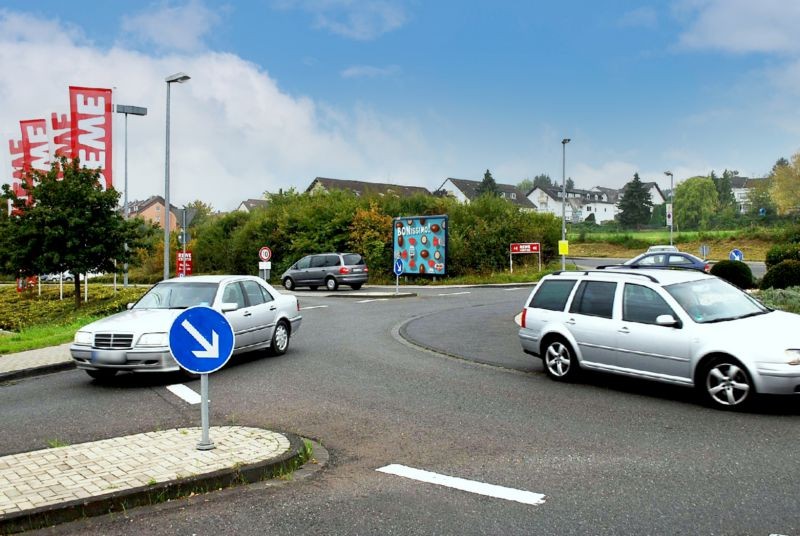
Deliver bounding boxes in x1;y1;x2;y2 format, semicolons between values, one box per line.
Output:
0;345;317;533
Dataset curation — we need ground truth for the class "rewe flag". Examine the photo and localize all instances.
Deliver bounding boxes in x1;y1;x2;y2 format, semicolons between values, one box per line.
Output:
69;86;113;190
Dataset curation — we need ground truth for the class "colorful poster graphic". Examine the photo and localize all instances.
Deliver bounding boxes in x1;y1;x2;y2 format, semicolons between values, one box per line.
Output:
69;86;113;190
392;215;448;275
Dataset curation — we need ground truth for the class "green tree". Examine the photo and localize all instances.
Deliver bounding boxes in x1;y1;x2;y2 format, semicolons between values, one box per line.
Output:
476;169;499;197
518;174;556;194
616;173;653;228
674;176;718;229
746;177;775;217
714;169;737;208
566;178;575;191
1;157;156;307
770;151;800;215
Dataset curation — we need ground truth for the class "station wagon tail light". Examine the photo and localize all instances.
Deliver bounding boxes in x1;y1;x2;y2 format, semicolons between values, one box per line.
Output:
786;350;800;366
339;267;350;274
297;300;301;312
704;263;711;272
364;267;369;272
521;308;527;328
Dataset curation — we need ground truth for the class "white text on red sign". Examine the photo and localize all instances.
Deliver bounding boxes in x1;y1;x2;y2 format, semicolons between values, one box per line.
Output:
510;243;540;254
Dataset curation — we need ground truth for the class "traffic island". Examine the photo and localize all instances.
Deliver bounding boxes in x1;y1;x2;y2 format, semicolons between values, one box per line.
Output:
0;426;315;534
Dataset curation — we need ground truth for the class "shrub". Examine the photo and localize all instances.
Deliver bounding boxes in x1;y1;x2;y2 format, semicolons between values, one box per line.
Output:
765;243;800;270
710;260;754;289
760;260;800;290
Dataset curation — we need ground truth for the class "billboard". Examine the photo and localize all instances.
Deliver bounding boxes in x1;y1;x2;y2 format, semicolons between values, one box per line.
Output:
392;215;448;275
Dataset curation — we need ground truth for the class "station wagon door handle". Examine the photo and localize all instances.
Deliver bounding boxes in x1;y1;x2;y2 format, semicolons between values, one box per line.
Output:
243;311;252;317
618;327;630;334
566;318;576;325
269;306;277;311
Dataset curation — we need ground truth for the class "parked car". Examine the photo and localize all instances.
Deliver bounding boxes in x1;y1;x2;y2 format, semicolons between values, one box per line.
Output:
646;245;679;253
41;272;75;282
518;269;800;409
70;275;302;380
281;252;368;291
601;251;710;272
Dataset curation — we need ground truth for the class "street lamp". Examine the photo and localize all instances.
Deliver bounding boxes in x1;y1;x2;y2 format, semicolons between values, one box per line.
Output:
561;138;571;270
115;104;147;287
164;72;190;281
664;171;674;246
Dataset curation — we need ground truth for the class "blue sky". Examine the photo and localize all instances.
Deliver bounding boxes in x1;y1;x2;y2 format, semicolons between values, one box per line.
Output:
1;1;799;209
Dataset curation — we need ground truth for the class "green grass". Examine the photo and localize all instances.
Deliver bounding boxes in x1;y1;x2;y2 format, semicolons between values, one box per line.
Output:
46;439;69;448
0;316;101;354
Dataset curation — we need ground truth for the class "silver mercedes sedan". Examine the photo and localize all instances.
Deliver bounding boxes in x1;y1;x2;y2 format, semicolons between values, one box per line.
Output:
71;275;302;380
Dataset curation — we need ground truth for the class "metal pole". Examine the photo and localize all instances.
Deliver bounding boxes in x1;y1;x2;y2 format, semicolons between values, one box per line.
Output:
123;112;129;287
164;82;171;281
182;209;187;276
197;373;214;450
561;138;570;270
665;171;674;246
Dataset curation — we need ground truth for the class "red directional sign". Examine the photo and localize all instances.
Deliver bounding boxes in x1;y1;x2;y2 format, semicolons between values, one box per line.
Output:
510;242;540;254
176;251;193;276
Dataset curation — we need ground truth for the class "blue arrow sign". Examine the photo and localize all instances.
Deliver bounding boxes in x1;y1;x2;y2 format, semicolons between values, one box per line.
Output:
169;306;235;374
394;258;404;276
729;248;744;262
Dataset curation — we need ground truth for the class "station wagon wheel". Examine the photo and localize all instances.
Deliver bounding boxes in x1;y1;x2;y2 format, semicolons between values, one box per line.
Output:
270;320;290;356
282;277;295;291
325;277;339;291
701;357;754;409
543;339;579;381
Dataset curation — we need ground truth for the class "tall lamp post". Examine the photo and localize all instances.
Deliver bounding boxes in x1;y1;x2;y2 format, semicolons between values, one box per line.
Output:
164;72;191;281
115;104;148;288
664;171;674;246
561;138;571;270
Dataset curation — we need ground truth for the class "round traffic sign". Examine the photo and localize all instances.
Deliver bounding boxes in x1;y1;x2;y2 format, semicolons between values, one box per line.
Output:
258;246;272;262
394;258;404;276
168;306;235;374
729;248;744;262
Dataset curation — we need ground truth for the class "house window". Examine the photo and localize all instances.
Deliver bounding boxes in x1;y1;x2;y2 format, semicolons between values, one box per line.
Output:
156;206;161;212
511;193;516;199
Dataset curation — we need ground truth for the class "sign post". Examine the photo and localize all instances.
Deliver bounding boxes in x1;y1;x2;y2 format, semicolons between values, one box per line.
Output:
509;243;542;273
394;258;403;294
168;307;235;450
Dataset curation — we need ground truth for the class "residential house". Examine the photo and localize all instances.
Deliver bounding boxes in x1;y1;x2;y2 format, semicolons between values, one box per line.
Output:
125;195;180;232
436;178;536;211
306;177;431;198
236;198;270;213
729;176;765;213
527;186;617;223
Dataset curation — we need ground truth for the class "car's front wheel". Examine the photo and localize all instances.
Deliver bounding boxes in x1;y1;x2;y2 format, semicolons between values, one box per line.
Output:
699;356;754;409
269;320;290;356
542;338;580;381
283;277;295;291
85;369;117;381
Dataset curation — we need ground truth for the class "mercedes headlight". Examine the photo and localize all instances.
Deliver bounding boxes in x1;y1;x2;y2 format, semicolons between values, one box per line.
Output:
786;349;800;366
137;333;168;347
74;331;93;345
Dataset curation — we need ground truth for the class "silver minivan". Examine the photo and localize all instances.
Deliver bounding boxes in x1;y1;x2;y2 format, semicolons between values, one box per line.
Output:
281;253;368;291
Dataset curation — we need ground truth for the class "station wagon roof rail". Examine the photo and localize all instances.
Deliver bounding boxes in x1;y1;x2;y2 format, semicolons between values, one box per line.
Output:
550;270;660;283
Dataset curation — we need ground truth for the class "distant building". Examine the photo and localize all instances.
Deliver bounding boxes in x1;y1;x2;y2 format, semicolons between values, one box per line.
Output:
236;198;270;213
306;177;431;198
729;176;766;213
528;186;616;223
125;195;180;232
436;178;536;210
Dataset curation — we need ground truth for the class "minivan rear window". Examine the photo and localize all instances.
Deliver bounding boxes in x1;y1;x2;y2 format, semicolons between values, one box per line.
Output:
529;280;576;311
343;254;365;265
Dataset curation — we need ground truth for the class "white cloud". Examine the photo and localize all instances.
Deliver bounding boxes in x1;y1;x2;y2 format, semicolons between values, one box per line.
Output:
0;10;435;211
274;0;407;40
619;7;658;29
340;64;400;78
677;0;800;54
121;0;220;52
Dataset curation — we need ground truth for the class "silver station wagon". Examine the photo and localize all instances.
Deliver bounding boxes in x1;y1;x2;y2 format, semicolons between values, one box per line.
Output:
71;275;302;380
518;269;800;409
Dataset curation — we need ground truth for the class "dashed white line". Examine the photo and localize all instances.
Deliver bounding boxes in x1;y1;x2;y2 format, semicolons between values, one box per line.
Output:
502;287;524;291
301;305;329;310
167;384;201;405
356;298;389;303
376;464;546;506
437;291;471;296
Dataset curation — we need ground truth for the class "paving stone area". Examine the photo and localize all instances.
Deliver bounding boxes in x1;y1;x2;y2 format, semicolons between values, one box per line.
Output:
0;426;291;516
0;343;72;374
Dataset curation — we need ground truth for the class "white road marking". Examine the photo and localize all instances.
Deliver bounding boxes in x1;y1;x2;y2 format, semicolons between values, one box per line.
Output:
376;464;546;506
503;287;524;291
301;305;329;310
437;291;471;296
167;384;201;405
357;299;389;303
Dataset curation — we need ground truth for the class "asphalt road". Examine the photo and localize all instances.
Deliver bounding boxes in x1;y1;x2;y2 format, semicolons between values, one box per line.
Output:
1;286;798;535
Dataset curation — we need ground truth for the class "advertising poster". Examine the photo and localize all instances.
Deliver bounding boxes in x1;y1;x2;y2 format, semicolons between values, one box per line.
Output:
392;215;448;275
69;86;113;190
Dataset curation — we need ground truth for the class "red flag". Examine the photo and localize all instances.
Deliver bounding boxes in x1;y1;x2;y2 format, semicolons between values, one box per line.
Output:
49;112;72;159
69;86;113;190
20;119;50;174
7;138;28;212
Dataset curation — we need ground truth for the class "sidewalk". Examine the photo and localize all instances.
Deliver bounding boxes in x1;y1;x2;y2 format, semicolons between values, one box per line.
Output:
0;347;315;533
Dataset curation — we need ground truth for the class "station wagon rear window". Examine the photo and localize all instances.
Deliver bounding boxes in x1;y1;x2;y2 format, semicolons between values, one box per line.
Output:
529;280;576;311
343;254;365;265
